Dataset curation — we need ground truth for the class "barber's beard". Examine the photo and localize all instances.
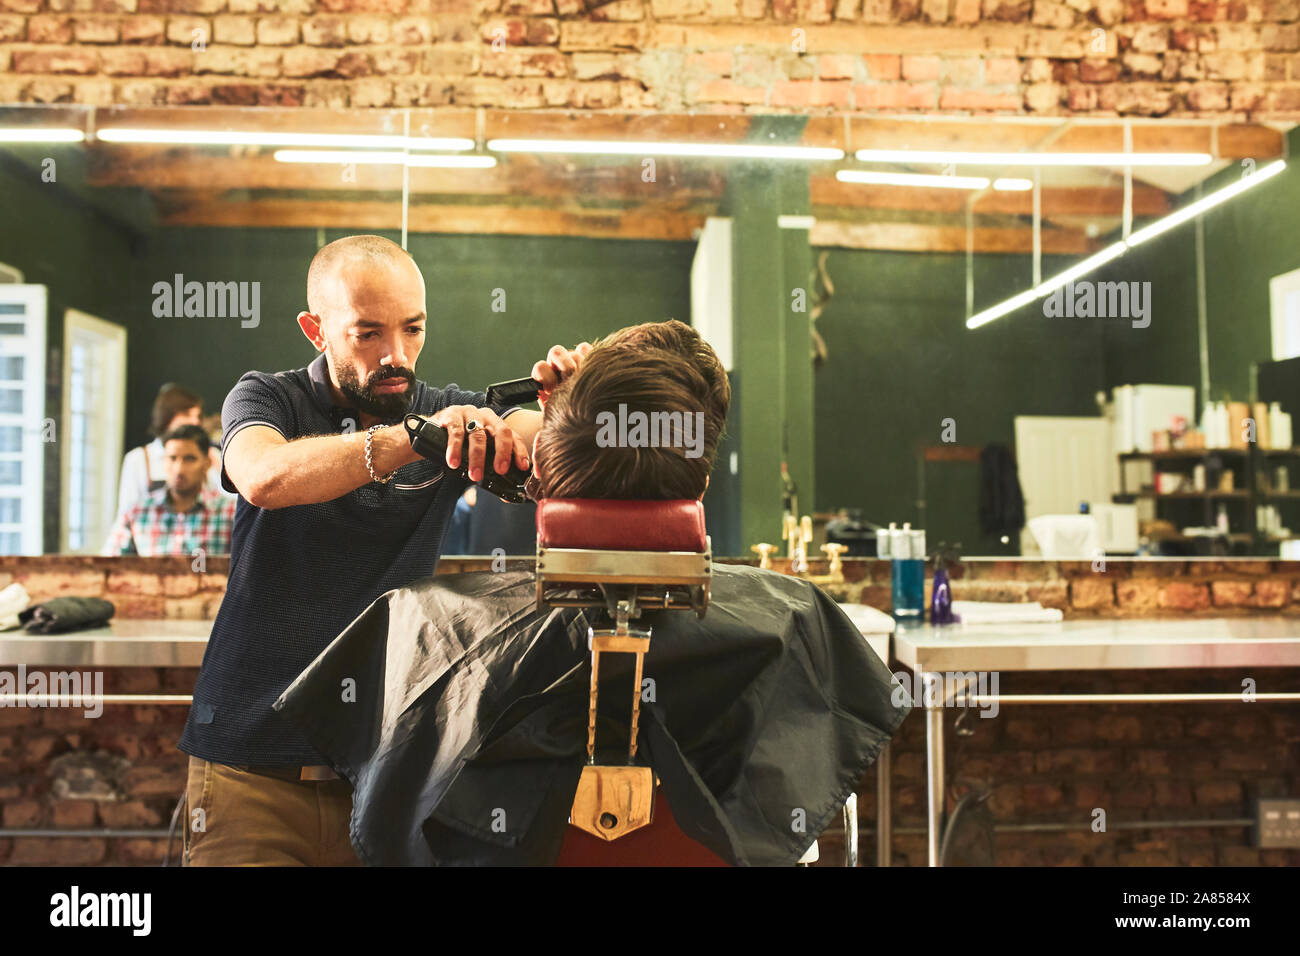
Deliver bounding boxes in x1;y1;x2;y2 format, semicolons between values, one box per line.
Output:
336;360;416;420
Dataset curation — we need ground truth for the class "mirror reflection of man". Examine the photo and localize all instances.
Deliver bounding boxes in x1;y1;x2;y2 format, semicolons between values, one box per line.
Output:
179;235;589;866
101;424;235;557
113;383;224;519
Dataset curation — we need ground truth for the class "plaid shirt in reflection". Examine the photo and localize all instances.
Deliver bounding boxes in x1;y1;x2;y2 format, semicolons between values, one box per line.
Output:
103;487;236;557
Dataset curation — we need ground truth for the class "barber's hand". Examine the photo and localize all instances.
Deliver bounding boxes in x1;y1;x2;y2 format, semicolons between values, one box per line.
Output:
531;342;593;410
430;405;529;482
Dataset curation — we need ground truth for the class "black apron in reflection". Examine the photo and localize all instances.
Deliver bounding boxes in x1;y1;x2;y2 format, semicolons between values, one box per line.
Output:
275;563;912;866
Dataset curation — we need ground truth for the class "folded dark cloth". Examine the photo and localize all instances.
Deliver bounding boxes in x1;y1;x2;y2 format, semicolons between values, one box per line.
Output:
19;597;115;634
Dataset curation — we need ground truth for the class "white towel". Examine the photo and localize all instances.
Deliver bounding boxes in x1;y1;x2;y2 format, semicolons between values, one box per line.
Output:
0;582;30;631
951;600;1064;624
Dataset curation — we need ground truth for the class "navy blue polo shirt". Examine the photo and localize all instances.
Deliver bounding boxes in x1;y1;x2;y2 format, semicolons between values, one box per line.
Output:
179;353;520;766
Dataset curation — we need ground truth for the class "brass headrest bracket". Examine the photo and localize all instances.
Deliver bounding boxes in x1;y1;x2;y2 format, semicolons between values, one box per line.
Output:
568;597;656;842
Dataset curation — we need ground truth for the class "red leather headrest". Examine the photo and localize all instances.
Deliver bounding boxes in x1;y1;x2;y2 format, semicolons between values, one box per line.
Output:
536;499;707;552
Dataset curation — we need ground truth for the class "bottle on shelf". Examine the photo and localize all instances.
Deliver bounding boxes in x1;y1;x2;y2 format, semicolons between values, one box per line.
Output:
1269;402;1292;450
1253;402;1271;449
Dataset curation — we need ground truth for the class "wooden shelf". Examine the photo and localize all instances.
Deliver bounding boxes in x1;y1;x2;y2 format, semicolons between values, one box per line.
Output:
1120;447;1300;461
1119;448;1247;460
1116;490;1249;500
1151;532;1253;544
1117;445;1294;550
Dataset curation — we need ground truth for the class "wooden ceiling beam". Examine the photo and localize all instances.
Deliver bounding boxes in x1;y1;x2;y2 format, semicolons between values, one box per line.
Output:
154;193;1099;252
85;106;761;146
803;117;1284;161
811;177;1171;216
84;146;726;201
156;197;704;241
810;220;1098;254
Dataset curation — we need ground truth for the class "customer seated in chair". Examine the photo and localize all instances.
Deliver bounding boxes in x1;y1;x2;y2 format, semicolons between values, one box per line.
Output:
276;321;912;866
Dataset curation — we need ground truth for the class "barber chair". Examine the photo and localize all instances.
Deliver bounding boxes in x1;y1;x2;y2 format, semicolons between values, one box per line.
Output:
535;498;859;867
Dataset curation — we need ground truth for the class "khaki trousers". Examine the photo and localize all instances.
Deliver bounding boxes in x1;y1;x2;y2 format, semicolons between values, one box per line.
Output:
183;756;363;867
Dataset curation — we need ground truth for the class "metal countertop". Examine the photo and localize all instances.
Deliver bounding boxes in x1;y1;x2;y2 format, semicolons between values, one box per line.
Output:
891;617;1300;672
0;620;210;667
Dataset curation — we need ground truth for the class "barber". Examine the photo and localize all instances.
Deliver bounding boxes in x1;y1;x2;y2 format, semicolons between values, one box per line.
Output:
179;235;589;866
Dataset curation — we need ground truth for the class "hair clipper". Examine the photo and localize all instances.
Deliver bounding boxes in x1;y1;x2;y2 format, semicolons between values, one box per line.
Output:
404;414;532;504
485;376;542;408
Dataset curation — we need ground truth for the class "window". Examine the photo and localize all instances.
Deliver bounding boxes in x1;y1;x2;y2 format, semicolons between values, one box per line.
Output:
61;310;126;553
1270;266;1300;361
0;285;46;554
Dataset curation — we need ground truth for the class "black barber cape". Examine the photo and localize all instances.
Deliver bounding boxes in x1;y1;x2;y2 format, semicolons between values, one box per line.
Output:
274;563;912;866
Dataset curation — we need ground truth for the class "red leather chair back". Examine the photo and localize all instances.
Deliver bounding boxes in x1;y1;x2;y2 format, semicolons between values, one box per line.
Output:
536;499;707;552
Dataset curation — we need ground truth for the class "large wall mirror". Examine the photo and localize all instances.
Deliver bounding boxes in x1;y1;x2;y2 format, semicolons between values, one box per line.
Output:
0;104;1297;560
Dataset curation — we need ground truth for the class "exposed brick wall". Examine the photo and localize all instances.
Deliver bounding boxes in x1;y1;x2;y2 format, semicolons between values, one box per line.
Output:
748;555;1300;616
11;555;1300;621
0;665;197;865
824;673;1300;866
1;554;1297;865
0;556;230;620
0;1;1296;118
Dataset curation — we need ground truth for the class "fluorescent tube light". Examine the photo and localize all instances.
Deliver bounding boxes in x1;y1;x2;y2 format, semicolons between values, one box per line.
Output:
855;149;1212;167
273;150;496;168
0;128;85;143
965;158;1286;330
1033;241;1129;297
836;170;1033;191
488;138;843;161
966;288;1041;330
1125;159;1286;247
98;129;474;151
837;169;990;189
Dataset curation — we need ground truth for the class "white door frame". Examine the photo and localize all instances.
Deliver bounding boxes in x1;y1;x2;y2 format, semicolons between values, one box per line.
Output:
0;285;47;554
1269;265;1300;361
60;309;127;553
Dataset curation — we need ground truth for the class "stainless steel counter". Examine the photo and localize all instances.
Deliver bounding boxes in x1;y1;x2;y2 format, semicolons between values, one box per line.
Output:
893;616;1300;672
0;620;210;667
885;616;1300;868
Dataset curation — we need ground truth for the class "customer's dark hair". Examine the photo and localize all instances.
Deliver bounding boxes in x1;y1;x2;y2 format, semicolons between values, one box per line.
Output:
533;342;726;500
161;423;211;457
150;383;203;438
595;320;731;427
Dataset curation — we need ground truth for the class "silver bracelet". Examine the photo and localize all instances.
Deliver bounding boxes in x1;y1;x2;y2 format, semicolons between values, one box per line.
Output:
365;424;395;484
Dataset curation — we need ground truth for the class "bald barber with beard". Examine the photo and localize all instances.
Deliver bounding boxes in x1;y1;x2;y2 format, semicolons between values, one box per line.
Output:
179;235;590;866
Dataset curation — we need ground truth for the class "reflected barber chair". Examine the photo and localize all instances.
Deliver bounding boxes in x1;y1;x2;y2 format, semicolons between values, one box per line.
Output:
534;498;859;867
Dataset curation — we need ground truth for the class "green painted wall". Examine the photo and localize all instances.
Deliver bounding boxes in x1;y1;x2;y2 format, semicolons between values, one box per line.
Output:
1102;126;1300;407
1098;227;1201;398
120;228;695;454
782;167;815;526
811;247;1106;555
723;162;818;555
